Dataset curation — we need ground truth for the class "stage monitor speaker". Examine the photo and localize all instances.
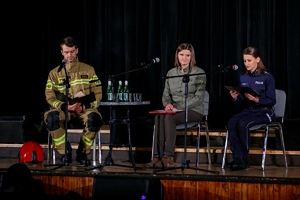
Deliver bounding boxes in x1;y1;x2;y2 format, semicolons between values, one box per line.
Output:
0;116;24;143
92;177;164;200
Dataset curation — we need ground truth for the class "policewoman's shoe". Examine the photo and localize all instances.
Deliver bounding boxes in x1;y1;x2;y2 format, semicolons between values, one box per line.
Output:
225;160;236;169
231;157;249;171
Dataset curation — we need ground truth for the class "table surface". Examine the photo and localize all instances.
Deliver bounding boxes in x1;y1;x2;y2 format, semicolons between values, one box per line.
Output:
99;101;150;106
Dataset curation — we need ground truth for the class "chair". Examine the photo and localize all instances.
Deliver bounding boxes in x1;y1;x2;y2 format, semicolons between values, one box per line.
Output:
221;89;288;170
151;90;212;166
47;129;101;166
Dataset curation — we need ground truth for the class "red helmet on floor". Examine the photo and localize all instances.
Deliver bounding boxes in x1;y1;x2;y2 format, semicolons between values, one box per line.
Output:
19;141;44;164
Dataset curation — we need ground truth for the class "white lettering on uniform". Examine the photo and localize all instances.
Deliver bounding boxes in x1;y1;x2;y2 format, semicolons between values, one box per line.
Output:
255;81;263;84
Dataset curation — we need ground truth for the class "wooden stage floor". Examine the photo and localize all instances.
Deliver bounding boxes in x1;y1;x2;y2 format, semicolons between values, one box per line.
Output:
1;158;299;184
1;158;300;199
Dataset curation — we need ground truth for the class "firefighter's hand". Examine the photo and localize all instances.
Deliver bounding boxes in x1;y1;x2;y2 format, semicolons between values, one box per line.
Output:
75;103;85;114
68;103;78;112
68;102;84;113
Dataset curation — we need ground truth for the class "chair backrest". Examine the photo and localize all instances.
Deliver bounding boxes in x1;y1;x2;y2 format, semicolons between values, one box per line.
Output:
274;89;286;121
175;90;209;129
203;90;209;116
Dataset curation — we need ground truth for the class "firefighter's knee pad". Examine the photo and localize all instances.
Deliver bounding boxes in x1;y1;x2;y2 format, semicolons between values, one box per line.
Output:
87;112;102;132
46;111;60;131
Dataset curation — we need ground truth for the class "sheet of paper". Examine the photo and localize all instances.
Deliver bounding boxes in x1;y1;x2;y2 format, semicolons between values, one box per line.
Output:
149;110;184;114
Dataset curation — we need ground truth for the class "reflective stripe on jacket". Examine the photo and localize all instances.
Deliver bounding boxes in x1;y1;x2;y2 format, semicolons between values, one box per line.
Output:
45;59;102;109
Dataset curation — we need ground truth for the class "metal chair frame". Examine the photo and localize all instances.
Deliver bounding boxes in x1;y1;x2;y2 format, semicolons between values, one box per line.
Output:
151;90;211;166
221;89;288;170
47;129;101;166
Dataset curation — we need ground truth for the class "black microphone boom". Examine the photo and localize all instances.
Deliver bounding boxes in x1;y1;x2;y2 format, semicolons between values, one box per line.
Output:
140;57;160;66
218;64;238;71
58;60;67;72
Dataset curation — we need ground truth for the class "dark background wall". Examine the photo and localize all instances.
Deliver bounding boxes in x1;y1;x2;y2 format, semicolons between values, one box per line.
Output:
1;0;299;129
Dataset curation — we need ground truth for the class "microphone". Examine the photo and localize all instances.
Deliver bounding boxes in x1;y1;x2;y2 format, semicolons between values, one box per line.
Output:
218;64;238;71
140;57;160;66
58;60;67;72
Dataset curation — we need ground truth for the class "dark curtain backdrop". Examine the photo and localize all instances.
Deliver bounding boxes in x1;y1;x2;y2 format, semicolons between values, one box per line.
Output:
2;0;299;128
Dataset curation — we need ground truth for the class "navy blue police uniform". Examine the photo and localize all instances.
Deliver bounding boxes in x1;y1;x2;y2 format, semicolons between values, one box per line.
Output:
227;69;276;161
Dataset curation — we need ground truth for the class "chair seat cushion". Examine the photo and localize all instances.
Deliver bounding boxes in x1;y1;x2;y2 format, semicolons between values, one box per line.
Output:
249;124;267;131
176;122;199;130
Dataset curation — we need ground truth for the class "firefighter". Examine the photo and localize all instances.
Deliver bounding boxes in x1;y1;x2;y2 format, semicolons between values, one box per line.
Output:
44;37;103;165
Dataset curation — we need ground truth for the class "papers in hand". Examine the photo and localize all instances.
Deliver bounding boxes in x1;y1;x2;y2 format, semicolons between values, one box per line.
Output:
74;91;86;98
224;85;261;97
149;110;184;114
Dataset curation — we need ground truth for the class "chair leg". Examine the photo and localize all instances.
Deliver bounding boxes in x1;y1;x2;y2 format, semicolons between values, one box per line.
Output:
278;123;288;168
47;131;56;164
98;130;101;164
204;122;211;165
92;134;97;166
261;126;269;171
52;140;56;165
91;130;101;166
151;125;155;160
221;130;229;169
261;127;269;171
196;125;200;167
47;132;51;164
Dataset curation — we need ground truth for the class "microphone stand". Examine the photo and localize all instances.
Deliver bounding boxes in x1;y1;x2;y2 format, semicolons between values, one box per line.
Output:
153;71;220;174
86;62;157;172
99;63;156;98
43;62;72;170
100;63;155;81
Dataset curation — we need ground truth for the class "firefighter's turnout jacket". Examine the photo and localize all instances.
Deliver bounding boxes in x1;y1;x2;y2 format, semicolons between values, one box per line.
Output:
44;59;102;154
